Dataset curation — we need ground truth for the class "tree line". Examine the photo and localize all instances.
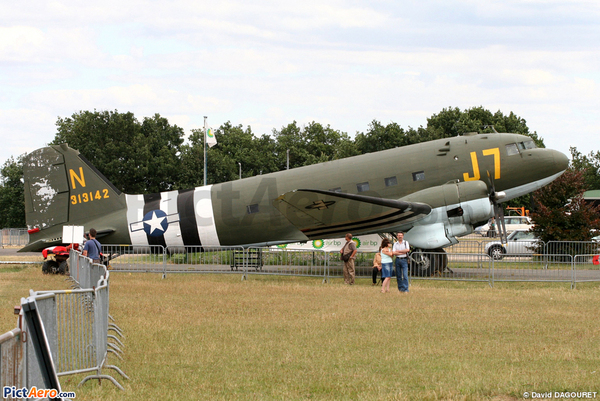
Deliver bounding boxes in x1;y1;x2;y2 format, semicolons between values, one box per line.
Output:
1;106;598;240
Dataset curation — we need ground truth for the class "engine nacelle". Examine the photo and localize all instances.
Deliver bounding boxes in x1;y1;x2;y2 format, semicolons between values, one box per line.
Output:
402;181;493;249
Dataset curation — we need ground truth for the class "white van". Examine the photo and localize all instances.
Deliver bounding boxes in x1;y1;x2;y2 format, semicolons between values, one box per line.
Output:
476;216;533;237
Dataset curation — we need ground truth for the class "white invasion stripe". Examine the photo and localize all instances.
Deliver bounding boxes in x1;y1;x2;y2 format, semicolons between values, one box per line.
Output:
160;190;184;248
194;185;220;246
126;194;149;246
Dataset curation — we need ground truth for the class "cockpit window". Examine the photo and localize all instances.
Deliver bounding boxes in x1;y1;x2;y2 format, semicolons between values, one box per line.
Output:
518;142;526;151
523;140;536;149
506;143;519;156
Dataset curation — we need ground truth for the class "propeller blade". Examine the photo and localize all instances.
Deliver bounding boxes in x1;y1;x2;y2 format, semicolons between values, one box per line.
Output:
497;205;507;244
487;171;507;244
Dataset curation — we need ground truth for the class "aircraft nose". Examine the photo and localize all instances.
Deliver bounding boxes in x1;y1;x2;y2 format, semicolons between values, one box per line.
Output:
552;149;569;172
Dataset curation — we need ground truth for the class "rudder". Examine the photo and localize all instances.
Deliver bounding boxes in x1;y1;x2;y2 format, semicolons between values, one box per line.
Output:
22;143;126;251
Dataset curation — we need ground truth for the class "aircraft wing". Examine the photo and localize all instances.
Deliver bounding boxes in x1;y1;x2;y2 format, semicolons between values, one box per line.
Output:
273;189;431;239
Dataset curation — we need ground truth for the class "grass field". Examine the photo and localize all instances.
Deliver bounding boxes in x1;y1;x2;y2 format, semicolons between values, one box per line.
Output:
2;263;600;400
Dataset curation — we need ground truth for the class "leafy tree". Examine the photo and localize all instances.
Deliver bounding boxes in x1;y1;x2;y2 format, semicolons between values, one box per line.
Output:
273;121;311;170
426;106;545;148
302;122;354;165
569;147;600;190
272;121;353;169
139;114;185;192
51;110;184;193
180;122;279;186
530;169;600;244
426;106;466;138
177;128;205;188
404;126;437;146
354;120;407;154
0;156;26;227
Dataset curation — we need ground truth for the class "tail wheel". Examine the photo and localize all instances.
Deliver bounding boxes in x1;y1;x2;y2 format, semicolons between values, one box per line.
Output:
410;249;448;277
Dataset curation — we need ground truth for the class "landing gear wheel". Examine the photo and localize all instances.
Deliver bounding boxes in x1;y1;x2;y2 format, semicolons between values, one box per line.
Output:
410;248;448;277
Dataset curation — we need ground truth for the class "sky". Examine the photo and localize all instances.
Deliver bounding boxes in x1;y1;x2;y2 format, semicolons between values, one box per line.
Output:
1;0;599;167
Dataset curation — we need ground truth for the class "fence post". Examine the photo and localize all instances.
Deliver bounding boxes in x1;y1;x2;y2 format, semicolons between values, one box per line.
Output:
21;298;63;397
162;246;167;279
571;255;576;290
242;248;247;281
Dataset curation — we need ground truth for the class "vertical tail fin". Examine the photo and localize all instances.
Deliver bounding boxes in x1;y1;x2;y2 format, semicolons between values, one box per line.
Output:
21;143;127;251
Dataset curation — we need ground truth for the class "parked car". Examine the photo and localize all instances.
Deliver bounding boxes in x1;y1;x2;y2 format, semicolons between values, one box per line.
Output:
477;216;533;237
485;229;540;260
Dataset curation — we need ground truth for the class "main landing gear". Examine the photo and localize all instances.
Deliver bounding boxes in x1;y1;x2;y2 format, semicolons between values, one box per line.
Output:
409;248;449;277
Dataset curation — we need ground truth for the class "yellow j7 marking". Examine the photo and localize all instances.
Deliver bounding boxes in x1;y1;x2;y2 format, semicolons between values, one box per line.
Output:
463;147;501;181
71;189;110;205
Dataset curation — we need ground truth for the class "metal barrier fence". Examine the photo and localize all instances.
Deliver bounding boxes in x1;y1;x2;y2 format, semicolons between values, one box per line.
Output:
0;329;24;400
491;254;574;285
98;242;600;287
165;245;246;275
0;249;127;398
429;252;493;282
0;228;28;247
326;251;495;283
102;244;166;274
247;248;329;280
573;254;600;285
546;241;600;257
326;251;378;281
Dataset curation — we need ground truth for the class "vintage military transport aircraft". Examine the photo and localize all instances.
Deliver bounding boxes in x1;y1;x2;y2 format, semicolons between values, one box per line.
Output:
21;133;568;275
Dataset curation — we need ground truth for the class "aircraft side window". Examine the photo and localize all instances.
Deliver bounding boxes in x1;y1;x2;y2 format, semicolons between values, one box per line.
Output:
524;140;536;149
385;176;397;187
247;204;260;214
518;142;526;150
505;143;519;156
412;171;425;181
357;182;370;193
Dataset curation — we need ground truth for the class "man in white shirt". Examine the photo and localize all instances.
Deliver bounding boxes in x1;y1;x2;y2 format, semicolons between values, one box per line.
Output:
392;232;410;293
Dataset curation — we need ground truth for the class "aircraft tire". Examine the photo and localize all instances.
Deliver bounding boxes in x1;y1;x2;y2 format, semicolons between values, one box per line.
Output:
410;249;447;277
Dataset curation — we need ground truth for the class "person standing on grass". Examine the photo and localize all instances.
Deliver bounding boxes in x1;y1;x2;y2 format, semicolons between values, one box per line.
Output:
372;249;382;285
340;233;358;285
393;232;410;293
380;238;394;293
82;228;102;263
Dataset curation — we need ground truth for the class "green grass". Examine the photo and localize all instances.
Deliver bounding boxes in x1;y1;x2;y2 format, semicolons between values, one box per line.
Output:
2;266;600;400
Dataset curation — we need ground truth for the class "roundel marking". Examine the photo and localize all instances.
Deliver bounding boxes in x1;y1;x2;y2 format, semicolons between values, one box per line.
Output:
143;209;168;237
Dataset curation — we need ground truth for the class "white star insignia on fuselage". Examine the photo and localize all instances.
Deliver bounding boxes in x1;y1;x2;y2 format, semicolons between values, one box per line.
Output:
144;211;167;235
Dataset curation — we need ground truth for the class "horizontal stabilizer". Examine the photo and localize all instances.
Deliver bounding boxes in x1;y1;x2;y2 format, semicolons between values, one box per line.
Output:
273;189;431;239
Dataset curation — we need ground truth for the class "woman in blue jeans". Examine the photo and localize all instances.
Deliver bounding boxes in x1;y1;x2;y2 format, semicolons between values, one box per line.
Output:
380;238;394;293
